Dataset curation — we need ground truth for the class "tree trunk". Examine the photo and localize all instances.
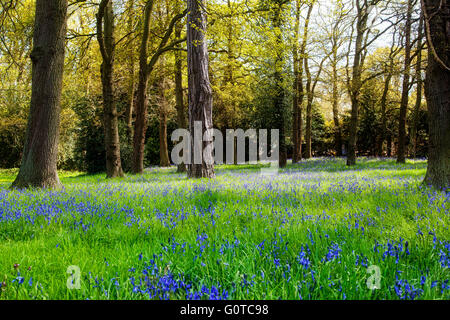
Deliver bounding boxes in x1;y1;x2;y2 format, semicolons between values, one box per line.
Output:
410;13;424;159
397;0;413;164
98;0;124;178
11;0;68;189
305;57;312;159
174;16;186;173
347;2;368;166
292;0;301;163
187;0;215;178
272;2;287;168
423;0;450;189
159;76;170;167
125;0;135;142
331;56;342;156
377;62;393;157
132;3;186;174
132;1;153;174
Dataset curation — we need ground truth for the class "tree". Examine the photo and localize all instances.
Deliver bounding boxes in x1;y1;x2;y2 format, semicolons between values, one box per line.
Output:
292;0;313;162
187;0;215;178
410;12;424;158
174;1;187;173
97;0;124;178
397;0;413;163
132;1;186;174
11;0;68;189
271;0;287;168
346;0;388;166
422;0;450;189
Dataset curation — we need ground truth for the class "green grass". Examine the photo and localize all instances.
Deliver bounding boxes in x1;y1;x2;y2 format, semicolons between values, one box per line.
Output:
0;158;449;300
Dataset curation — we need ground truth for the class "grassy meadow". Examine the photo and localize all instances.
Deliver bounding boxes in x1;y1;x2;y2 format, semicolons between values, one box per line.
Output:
0;158;449;300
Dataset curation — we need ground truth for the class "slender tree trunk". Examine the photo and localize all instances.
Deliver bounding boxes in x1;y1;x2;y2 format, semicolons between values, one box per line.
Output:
347;2;368;166
174;16;186;173
292;0;301;163
397;0;413;164
159;77;170;167
187;0;215;178
272;2;287;168
305;57;312;159
132;1;153;174
423;0;450;189
125;0;135;142
377;62;393;157
98;0;124;178
132;3;186;174
410;13;424;159
331;56;342;156
11;0;68;189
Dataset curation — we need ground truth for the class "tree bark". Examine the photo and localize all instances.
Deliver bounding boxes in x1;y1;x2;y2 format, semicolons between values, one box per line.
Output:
97;0;124;178
11;0;68;189
397;0;413;164
422;0;450;189
187;0;215;178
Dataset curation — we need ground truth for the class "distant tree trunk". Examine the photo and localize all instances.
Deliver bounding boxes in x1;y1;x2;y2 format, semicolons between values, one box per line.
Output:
410;13;424;159
187;0;215;178
422;0;450;189
174;17;186;173
97;0;124;178
347;1;368;166
11;0;68;189
159;76;170;167
304;57;312;159
331;56;342;156
387;134;392;157
377;60;393;157
397;0;413;164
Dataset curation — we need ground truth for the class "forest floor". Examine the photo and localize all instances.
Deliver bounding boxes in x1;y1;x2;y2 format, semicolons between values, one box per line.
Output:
0;158;449;300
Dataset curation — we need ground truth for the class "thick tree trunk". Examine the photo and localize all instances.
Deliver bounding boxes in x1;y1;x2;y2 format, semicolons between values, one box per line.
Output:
98;0;124;178
397;0;413;164
11;0;68;189
187;0;215;178
423;0;450;189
